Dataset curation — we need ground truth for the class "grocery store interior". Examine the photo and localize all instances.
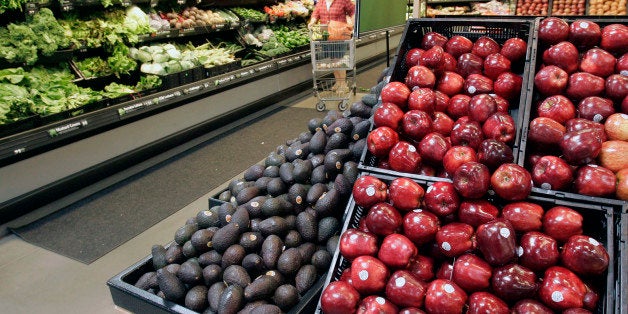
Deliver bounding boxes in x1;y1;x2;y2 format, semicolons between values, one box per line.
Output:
0;0;627;313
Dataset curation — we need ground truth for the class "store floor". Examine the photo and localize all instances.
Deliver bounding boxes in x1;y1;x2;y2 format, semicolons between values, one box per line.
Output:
0;62;387;313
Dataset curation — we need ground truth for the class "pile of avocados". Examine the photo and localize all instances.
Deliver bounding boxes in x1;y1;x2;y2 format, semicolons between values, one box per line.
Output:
130;76;386;314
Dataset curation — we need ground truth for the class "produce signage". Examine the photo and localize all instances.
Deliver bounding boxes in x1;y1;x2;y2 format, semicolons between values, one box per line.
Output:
47;120;88;137
255;63;275;72
183;84;204;95
236;69;255;78
214;74;236;86
59;0;73;11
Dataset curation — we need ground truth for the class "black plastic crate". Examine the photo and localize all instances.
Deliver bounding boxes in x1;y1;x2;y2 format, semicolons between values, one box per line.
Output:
518;17;628;204
620;213;628;313
315;172;622;314
205;60;241;78
358;18;538;179
0;115;40;139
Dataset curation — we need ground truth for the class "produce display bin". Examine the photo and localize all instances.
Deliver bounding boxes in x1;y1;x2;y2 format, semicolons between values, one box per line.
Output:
517;17;628;203
315;172;622;314
621;213;628;313
358;18;538;179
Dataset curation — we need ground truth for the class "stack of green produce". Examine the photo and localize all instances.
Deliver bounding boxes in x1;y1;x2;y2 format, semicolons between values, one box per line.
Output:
75;57;113;78
0;0;28;14
101;75;162;99
130;43;200;76
229;7;268;22
0;9;70;65
185;41;240;69
271;24;309;49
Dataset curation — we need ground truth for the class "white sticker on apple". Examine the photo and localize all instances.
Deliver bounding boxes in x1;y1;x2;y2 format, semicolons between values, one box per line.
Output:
444;284;455;293
579;21;589;29
589;237;600;246
413;209;423;213
442;242;452;251
409;145;416;152
517;246;524;256
376;297;386;305
500;228;511;238
359;270;369;281
366;186;376;196
551;291;564;302
350;234;358;241
541;182;552;190
395;277;406;287
426;185;434;193
593;114;603;123
621;70;628;76
413;216;421;223
468;86;477;94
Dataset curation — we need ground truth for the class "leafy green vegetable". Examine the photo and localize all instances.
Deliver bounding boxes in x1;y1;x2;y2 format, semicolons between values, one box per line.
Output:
75;57;113;78
135;75;161;91
107;43;137;76
0;0;27;14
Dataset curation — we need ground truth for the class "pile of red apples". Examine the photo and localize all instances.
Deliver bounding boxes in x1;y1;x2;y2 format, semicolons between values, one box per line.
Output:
319;175;610;313
528;18;628;200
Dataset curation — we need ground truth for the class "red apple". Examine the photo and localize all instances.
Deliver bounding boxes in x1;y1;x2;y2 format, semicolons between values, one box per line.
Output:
605;74;628;101
418;132;450;165
534;65;568;96
615;168;628;200
491;94;510;113
320;281;360;314
443;146;478;176
422;32;448;50
577;96;614;122
491;163;532;201
442;52;457;73
623;95;628;114
374;102;404;130
562;235;609;276
386;270;427;308
436;71;464;97
452;253;492;292
469;94;497;123
519;231;560;272
464;73;494;96
566;72;605;101
367;126;400;158
491;264;538;301
365;202;402;237
600;24;628;54
569;20;602;48
450;119;483;150
381;81;411;109
476;219;517;266
532;155;574;190
399;308;426;314
599;140;628;172
458;200;499;227
453;161;490;199
447;94;471;120
339;228;379;260
565;118;607;141
433;111;455;136
405;65;436;90
402;110;432;142
493;72;523;101
605;113;628;141
579;48;616;78
357;296;398;314
445;35;473;58
351;255;389;294
339;268;353;284
528;117;566;146
435;261;454;280
482;112;516;144
538;17;570;44
420;46;445;72
618;53;628;76
560;129;603;165
539;266;587;310
378;233;417;268
543;41;579;73
425;280;468;314
408;88;436;114
434;91;450;112
352;175;388;208
512;299;554;314
501;201;544;232
388;141;422;173
403;209;440;245
407;255;435;282
472;36;500;58
389;177;425;211
543;206;583;243
468;292;509;314
484;53;511;80
501;37;527;62
417;164;437;177
457;53;484;78
477;139;514;171
424;181;459;217
436;222;475;257
537;95;576;125
574;164;616;197
405;48;425;68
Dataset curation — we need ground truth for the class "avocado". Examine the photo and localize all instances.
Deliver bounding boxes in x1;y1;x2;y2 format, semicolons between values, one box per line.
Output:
250;304;282;314
324;132;350;152
276;144;288;155
163;263;181;275
222;265;251;288
253;177;270;194
296;211;317;242
298;131;313;143
182;240;198;258
349;116;364;125
274;284;299;311
324;149;352;173
262;165;280;178
229;207;250;232
250;218;262;233
151;245;168;270
178;259;203;285
157;269;186;302
309;130;327;155
287;183;309;207
326;117;353;136
236;186;260;205
267;177;288;197
308;117;324;133
244;275;280;302
207;282;226;312
184;285;208;312
315;188;341;217
241;253;265;274
362;93;378;107
134;271;157;291
284;214;296;230
276;194;295;214
264;269;286;286
243;164;265;182
278;162;295;184
306;183;328;205
261;235;283;269
239;232;263;252
221;244;246;268
286;142;310;162
197;210;220;229
352;119;371;141
231;180;255;197
229;179;246;195
295;264;318;294
260;197;285;217
350;101;373;118
321;112;340;132
318;217;340;243
244;196;266;218
351;138;366;161
211;223;241;253
186;217;198;226
218;190;232;202
174;224;199;245
238;301;269;314
326;235;340;255
165;244;184;265
334;174;352;196
191;229;215;253
202;264;222;286
218;284;244;314
284;230;302;248
310;165;328;185
265;151;286;167
218;203;237;227
258;216;289;237
198;250;222;266
309;153;325;169
277;248;303;276
342;161;359;184
292;160;313;184
311;249;332;272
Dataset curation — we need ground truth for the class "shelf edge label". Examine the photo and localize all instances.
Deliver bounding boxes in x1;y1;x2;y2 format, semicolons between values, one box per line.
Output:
48;120;88;137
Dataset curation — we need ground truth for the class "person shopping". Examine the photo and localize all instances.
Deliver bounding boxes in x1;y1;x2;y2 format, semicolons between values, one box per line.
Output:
308;0;355;93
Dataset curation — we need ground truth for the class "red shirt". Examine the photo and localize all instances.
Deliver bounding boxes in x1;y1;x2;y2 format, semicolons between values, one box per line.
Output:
311;0;355;24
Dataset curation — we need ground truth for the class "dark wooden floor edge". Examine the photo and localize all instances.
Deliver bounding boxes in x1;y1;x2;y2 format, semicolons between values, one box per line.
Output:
1;54;390;233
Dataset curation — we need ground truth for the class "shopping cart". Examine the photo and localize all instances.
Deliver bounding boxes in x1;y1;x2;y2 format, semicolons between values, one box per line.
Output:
309;24;356;111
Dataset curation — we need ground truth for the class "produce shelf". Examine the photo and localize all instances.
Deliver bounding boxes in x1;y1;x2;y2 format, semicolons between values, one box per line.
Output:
315;172;623;314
